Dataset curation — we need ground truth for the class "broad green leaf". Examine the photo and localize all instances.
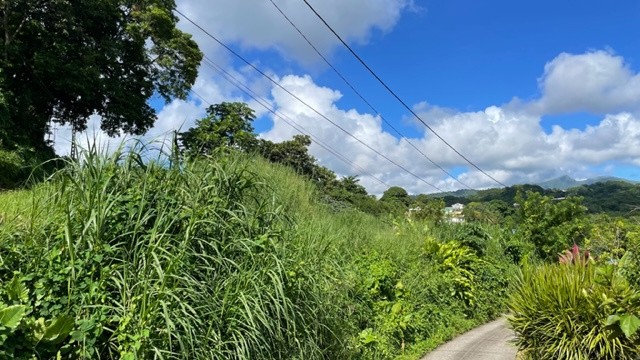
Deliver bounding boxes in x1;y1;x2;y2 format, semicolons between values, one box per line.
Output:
31;317;46;341
619;314;640;338
43;315;75;344
391;302;403;315
0;305;26;329
7;275;28;303
606;314;621;326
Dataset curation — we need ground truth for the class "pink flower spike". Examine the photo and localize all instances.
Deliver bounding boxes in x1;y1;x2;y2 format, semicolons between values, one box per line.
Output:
571;243;580;258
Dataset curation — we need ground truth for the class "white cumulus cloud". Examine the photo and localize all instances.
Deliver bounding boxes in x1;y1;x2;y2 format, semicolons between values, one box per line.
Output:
257;63;640;194
55;42;640;196
531;50;640;115
176;0;415;65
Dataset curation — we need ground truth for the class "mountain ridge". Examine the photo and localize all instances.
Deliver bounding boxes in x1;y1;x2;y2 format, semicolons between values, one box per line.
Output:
538;175;638;190
428;176;638;198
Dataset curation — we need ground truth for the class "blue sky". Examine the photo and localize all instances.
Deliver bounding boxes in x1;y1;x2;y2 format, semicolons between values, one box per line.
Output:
314;0;640;131
57;1;640;194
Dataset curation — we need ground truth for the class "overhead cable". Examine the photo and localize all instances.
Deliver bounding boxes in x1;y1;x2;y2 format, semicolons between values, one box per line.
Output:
201;57;391;188
300;0;507;188
175;9;443;191
268;0;472;190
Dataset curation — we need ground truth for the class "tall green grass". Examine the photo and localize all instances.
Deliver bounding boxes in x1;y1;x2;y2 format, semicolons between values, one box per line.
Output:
0;145;518;359
0;189;31;221
0;146;346;359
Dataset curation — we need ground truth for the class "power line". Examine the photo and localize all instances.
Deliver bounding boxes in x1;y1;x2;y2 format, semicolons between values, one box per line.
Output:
175;9;443;192
267;0;471;190
201;57;390;188
189;88;211;106
300;0;507;188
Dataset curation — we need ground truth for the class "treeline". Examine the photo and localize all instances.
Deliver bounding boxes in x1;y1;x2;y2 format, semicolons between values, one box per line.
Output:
178;102;447;219
566;180;640;215
432;181;639;218
178;102;640;223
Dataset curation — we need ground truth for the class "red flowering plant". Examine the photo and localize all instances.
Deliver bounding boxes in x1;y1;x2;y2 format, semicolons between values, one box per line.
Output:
558;243;591;265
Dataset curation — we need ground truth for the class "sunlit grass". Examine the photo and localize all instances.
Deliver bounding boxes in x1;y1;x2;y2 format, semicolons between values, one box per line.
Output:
0;143;517;359
0;189;32;220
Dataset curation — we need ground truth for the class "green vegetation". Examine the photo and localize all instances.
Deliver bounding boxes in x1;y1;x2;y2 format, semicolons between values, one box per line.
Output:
2;97;639;359
179;102;385;216
0;143;519;359
508;254;640;359
566;181;640;216
442;183;640;359
431;181;640;217
179;102;258;155
1;89;639;358
507;211;640;359
0;0;202;188
512;191;587;260
0;0;637;356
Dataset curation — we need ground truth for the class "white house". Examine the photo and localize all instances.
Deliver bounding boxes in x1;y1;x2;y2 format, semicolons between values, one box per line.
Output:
444;203;465;223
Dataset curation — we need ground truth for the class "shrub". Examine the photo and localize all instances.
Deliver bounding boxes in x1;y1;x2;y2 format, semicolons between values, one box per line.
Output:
0;147;342;359
503;237;534;264
508;261;640;359
0;145;59;189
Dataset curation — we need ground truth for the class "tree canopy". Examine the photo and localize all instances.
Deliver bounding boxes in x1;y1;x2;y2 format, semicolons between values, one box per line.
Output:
258;135;317;176
566;181;640;216
380;186;410;206
379;186;410;214
410;194;445;223
180;102;257;155
0;0;202;150
514;191;587;260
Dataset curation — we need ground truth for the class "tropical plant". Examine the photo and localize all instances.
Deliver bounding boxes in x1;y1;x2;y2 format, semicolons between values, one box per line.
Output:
514;191;588;260
558;243;590;265
425;238;481;307
508;260;640;359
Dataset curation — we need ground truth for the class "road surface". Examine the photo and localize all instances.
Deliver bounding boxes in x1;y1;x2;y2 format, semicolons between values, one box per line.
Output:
420;317;517;360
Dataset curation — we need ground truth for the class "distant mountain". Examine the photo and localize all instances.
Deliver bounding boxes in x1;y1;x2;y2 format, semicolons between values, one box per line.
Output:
426;176;636;199
429;189;478;198
538;175;638;190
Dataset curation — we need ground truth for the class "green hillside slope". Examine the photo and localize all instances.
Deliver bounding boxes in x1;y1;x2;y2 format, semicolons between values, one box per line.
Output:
0;149;516;359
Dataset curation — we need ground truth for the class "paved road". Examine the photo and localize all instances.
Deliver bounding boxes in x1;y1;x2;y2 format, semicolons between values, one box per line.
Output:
420;317;517;360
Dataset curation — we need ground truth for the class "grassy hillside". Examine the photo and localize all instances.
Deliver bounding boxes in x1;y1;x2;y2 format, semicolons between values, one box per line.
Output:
0;148;517;359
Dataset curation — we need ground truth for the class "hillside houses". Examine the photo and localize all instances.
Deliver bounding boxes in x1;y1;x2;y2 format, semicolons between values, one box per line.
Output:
444;203;465;223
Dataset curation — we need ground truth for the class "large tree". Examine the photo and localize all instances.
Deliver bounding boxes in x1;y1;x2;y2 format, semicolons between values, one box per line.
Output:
514;191;588;260
380;186;410;206
180;102;257;155
380;186;410;214
0;0;202;150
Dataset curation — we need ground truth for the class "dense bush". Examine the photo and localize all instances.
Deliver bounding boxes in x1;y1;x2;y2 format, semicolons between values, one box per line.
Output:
0;148;346;359
508;260;640;360
345;219;515;359
0;147;519;359
513;191;588;260
0;145;59;189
